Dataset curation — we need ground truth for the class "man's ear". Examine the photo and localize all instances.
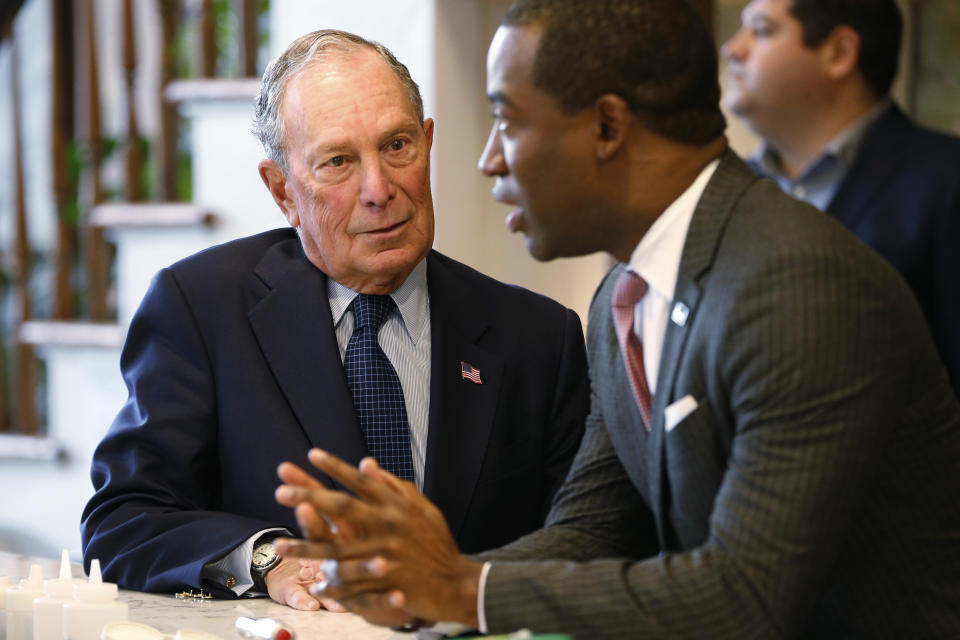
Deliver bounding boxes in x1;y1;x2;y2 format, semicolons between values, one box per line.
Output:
423;117;435;152
594;94;631;161
258;159;299;228
819;25;861;81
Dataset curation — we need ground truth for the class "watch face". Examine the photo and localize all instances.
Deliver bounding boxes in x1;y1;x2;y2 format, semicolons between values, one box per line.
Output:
252;542;277;569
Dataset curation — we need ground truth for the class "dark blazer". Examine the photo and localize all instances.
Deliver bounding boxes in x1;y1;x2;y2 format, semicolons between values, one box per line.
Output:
480;153;960;639
827;104;960;396
80;228;589;595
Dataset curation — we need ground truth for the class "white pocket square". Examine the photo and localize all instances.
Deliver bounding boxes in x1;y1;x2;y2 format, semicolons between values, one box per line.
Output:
664;395;698;432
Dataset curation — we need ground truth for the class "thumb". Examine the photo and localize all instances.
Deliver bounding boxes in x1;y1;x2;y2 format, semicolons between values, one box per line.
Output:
287;584;320;611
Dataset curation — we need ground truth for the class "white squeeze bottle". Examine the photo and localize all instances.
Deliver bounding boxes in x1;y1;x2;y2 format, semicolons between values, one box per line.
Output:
1;574;13;638
34;549;77;640
62;559;128;640
6;564;45;640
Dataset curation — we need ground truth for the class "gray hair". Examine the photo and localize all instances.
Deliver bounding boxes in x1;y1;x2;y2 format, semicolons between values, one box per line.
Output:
252;29;425;173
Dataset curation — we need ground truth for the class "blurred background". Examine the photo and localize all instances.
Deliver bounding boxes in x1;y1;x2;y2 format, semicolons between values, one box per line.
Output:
0;0;957;560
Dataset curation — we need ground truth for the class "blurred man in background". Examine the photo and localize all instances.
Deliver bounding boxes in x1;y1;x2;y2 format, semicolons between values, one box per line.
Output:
724;0;960;396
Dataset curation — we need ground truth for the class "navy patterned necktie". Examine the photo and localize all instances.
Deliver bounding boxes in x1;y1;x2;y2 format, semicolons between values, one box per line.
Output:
343;294;414;481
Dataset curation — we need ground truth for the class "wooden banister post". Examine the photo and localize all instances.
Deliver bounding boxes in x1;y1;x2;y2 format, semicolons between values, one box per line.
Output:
200;0;216;78
51;0;76;320
9;25;39;434
157;0;181;202
234;0;257;77
77;0;109;320
123;0;144;202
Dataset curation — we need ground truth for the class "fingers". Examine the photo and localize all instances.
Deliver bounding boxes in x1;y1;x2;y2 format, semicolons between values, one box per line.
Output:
294;559;348;612
276;461;323;489
307;449;399;503
358;457;413;497
292;501;336;541
319;597;349;613
277;474;366;521
275;536;387;561
286;585;321;611
305;557;391;606
309;576;395;605
326;556;388;582
311;583;407;619
283;580;320;611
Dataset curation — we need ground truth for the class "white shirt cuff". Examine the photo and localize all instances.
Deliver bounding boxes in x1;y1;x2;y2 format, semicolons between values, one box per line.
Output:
477;561;492;634
201;527;288;596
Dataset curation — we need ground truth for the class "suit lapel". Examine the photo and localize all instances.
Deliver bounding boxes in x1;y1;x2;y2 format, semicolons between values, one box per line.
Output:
247;240;367;485
421;253;503;541
648;152;757;547
827;105;908;230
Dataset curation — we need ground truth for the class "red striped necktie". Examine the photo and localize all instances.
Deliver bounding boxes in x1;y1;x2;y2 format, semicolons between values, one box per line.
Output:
612;270;652;429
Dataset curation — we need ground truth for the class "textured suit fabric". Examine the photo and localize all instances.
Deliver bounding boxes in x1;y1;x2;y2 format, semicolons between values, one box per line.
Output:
80;228;589;595
825;105;960;397
479;152;960;639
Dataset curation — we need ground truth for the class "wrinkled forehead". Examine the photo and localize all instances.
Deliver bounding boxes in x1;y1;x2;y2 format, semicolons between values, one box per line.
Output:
287;50;418;121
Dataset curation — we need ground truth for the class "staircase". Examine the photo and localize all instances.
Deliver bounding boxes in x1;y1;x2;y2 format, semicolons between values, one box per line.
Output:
3;78;277;559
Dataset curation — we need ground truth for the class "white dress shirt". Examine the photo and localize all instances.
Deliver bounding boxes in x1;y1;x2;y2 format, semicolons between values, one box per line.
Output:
626;159;719;392
477;158;719;633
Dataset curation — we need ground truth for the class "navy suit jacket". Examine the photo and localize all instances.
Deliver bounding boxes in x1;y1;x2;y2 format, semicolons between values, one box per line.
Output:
827;104;960;395
80;228;589;595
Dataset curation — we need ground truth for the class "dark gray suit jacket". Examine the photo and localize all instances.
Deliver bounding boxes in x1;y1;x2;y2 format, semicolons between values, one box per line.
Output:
480;153;960;639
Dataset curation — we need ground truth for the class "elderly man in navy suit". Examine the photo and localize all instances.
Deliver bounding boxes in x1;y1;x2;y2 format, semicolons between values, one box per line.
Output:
723;0;960;397
80;29;588;611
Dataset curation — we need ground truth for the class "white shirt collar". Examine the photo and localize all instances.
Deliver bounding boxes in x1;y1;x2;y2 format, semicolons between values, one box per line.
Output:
327;258;429;345
627;159;720;299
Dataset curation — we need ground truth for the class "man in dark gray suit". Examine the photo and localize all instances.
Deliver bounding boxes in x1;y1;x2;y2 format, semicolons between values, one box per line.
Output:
271;0;960;637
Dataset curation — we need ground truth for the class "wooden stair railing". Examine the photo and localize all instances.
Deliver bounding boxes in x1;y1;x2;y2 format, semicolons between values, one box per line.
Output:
1;0;265;447
77;0;109;322
6;18;37;435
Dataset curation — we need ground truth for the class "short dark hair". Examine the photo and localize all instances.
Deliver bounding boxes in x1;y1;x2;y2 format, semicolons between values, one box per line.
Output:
502;0;726;145
789;0;902;97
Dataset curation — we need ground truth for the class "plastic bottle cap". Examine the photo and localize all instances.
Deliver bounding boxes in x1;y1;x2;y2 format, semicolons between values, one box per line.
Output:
74;559;119;602
43;548;76;599
20;563;45;590
7;564;46;612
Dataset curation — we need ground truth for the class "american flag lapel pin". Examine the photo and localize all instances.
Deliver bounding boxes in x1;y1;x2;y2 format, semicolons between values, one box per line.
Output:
461;360;482;384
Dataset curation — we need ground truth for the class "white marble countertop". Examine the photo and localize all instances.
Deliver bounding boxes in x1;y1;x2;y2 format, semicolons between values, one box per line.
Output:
1;552;407;639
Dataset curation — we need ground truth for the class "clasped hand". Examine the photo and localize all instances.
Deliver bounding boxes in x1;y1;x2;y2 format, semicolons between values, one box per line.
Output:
273;448;482;628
